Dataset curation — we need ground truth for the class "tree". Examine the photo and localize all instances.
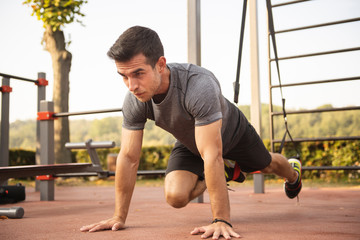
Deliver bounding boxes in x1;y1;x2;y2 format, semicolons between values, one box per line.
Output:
23;0;87;163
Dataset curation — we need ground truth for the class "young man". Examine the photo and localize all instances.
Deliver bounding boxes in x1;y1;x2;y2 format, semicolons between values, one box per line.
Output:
80;26;302;239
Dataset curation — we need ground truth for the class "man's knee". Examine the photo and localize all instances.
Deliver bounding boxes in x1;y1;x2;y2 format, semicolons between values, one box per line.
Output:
260;152;277;174
165;189;189;208
164;170;199;208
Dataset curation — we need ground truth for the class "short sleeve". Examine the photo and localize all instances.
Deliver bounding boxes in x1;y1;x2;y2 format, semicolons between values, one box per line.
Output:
185;75;223;126
122;92;147;130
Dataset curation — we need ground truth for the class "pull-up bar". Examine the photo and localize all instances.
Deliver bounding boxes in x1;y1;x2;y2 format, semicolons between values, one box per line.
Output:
0;72;48;86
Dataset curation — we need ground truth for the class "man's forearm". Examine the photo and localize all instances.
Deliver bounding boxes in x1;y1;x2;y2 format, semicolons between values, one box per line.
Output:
204;156;231;222
113;154;139;223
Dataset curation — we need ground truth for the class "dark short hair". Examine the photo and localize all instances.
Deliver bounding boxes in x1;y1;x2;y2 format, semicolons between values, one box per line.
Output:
107;26;164;68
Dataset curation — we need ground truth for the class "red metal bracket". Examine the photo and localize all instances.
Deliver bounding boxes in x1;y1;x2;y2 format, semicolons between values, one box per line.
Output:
36;175;57;181
37;111;57;121
36;78;48;86
0;85;12;93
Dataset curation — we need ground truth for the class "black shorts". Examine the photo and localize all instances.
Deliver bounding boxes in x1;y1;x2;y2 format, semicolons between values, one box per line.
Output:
165;123;272;179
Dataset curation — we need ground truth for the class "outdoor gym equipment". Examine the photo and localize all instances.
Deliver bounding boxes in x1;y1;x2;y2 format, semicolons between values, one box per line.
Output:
0;207;24;219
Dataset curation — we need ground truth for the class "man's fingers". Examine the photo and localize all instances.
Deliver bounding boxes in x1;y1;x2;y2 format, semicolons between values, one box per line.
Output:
212;229;221;239
191;223;242;239
112;222;123;231
191;227;206;235
80;223;97;232
229;228;241;238
88;223;109;232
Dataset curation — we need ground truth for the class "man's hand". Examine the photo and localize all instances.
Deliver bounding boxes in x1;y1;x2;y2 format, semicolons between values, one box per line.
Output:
80;216;125;232
191;222;241;239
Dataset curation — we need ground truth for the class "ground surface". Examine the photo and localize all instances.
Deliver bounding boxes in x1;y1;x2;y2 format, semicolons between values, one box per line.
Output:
1;184;360;240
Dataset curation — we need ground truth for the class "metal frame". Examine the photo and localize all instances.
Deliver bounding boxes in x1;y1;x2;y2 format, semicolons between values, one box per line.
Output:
0;72;47;186
268;1;360;170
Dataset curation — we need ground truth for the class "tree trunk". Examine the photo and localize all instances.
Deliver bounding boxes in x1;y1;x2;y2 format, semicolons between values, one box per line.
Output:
43;26;72;163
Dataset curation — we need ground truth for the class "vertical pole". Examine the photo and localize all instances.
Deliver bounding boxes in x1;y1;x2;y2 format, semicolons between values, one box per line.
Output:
187;0;201;66
36;72;46;191
267;8;275;154
0;77;10;186
249;0;264;193
39;100;55;201
188;0;203;203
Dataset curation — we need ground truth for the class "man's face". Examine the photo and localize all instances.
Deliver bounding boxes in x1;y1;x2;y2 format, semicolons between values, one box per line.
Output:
115;54;161;102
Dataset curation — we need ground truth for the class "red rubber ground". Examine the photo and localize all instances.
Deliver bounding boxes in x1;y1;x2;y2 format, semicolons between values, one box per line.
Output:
1;185;359;239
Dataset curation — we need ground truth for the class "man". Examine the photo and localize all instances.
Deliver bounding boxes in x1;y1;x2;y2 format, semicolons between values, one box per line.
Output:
80;26;302;239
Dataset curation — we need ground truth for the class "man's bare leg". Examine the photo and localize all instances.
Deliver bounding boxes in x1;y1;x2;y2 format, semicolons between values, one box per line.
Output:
261;152;298;183
164;170;206;208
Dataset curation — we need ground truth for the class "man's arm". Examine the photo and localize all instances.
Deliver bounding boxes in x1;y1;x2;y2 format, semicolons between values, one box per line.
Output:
80;128;143;232
191;119;241;239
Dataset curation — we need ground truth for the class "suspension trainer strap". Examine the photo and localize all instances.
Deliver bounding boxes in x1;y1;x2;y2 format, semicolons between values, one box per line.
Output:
233;0;248;104
266;0;300;157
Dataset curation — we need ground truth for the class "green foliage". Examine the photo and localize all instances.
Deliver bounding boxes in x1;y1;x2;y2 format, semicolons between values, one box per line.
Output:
7;141;360;180
70;145;173;171
70;117;123;145
138;146;173;170
9;120;36;150
9;104;360;150
23;0;87;31
9;149;36;166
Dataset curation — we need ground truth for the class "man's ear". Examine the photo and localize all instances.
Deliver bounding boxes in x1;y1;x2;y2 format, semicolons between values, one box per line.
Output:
157;56;167;72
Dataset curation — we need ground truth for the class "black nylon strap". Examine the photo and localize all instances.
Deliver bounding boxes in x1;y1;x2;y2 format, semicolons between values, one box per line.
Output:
233;0;248;104
266;0;301;157
212;218;233;228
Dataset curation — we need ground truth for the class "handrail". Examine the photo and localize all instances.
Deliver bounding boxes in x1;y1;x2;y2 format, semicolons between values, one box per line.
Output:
53;108;122;117
0;72;38;83
272;106;360;116
275;17;360;34
272;136;360;143
272;0;310;8
270;47;360;61
271;76;360;88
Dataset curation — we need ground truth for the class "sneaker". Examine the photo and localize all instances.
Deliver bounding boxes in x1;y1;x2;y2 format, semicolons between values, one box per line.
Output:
224;159;246;183
284;158;302;199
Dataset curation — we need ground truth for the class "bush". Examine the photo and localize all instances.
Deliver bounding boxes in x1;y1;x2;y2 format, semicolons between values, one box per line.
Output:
9;149;35;166
8;140;359;180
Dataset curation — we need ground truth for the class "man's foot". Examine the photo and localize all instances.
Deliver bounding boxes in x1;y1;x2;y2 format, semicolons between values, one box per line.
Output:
224;159;246;183
284;158;302;199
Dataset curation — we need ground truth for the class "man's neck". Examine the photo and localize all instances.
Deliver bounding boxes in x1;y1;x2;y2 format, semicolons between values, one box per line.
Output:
153;66;170;104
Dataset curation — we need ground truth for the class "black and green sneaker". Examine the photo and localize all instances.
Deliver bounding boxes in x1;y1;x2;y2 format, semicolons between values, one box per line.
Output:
224;159;246;183
284;158;302;199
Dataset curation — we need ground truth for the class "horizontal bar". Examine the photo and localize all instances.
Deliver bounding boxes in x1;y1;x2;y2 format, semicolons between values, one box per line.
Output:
271;76;360;88
55;170;166;178
272;136;360;143
302;166;360;171
270;47;360;61
65;141;115;149
272;106;360;116
0;163;93;181
55;172;102;177
53;108;122;117
275;17;360;34
137;170;166;175
272;0;310;8
0;73;37;83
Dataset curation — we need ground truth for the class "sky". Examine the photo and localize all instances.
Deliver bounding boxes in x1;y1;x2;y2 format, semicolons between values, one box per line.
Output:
0;0;359;123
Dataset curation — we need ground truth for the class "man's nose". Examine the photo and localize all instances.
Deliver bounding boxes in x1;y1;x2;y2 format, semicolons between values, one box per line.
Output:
128;78;138;92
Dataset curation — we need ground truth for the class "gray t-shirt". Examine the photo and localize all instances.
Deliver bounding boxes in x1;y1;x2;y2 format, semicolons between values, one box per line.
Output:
122;63;248;156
